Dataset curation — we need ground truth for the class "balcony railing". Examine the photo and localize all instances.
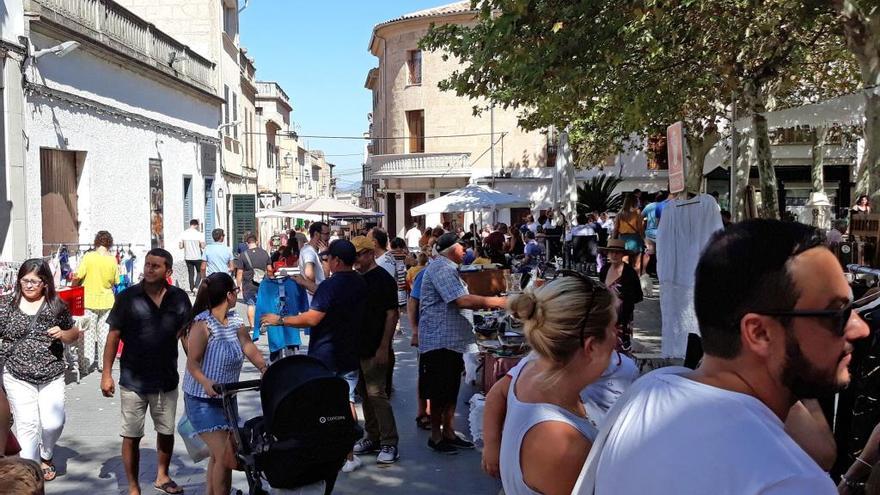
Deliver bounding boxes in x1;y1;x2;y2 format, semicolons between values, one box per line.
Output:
31;0;215;93
256;81;290;104
370;152;472;178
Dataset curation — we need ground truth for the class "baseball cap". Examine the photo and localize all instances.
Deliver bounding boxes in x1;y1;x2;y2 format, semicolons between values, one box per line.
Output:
351;236;377;253
320;239;357;265
435;232;466;253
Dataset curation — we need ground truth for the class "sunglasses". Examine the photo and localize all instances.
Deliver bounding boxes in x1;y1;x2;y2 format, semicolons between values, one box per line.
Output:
555;269;602;346
754;291;880;337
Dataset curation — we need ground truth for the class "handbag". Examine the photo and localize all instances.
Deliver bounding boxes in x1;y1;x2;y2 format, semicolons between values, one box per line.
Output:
177;414;210;463
243;251;266;284
0;300;46;377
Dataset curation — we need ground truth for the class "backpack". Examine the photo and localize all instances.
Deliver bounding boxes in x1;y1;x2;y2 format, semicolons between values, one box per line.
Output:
243;250;266;284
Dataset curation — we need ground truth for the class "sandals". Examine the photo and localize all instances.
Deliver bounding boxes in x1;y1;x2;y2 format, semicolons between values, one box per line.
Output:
416;415;431;430
40;458;56;482
153;480;185;494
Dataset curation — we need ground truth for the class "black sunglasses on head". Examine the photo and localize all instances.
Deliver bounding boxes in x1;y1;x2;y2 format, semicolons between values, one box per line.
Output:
555;269;603;346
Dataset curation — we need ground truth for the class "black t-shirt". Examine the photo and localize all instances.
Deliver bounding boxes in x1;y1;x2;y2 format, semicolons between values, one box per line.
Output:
308;270;367;372
359;266;398;358
106;283;192;394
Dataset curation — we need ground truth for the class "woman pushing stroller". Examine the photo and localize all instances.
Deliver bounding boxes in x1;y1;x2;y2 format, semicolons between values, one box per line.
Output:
182;273;268;495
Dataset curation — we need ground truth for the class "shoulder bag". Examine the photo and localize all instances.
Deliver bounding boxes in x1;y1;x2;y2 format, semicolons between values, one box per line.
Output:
243;250;266;284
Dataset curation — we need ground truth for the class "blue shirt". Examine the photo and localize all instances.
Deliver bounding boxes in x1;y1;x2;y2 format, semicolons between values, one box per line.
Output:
253;278;309;352
203;242;233;276
643;202;660;240
183;310;244;398
308;271;367;372
418;256;475;354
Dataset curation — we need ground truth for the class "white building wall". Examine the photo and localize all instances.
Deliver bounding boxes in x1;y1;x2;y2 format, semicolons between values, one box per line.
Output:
24;31;220;279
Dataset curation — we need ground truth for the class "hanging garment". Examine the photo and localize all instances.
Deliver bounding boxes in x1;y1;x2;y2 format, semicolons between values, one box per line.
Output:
656;194;723;358
253;278;310;353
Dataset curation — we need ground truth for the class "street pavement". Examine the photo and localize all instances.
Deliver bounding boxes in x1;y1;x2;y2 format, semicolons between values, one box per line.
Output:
49;294;662;494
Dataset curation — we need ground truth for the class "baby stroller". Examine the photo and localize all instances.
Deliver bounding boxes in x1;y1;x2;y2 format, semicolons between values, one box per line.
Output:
213;355;363;495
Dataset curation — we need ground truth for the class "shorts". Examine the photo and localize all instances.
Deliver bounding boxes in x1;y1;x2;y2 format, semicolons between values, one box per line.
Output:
120;386;178;438
418;349;464;406
619;233;644;253
337;369;358;403
184;393;234;437
243;291;257;306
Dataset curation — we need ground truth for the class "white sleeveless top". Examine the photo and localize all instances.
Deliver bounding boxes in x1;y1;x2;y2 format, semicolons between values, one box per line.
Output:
499;360;599;495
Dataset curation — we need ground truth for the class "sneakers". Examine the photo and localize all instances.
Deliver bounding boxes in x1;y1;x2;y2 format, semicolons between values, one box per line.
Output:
341;455;363;473
445;433;475;449
376;445;400;464
428;438;458;455
353;438;380;455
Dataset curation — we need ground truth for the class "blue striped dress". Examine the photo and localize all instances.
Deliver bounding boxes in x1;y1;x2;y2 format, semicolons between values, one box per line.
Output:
183;310;245;398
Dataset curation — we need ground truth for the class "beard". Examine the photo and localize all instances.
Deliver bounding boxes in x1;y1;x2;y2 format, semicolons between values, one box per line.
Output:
780;330;848;399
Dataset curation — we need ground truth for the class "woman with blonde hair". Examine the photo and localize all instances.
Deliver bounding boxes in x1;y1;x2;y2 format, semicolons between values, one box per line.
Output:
489;272;618;495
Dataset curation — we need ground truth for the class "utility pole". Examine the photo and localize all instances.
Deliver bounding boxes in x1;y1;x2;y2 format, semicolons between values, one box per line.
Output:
729;91;738;219
490;103;495;188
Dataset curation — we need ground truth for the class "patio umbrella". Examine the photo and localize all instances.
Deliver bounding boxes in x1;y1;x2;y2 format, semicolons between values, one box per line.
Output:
254;210;323;221
550;130;578;222
410;184;531;216
275;197;381;218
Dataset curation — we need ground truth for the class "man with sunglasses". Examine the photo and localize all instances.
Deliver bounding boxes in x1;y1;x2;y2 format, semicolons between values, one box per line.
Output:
574;219;869;495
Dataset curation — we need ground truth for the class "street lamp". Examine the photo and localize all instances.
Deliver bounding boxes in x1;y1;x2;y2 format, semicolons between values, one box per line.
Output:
284;152;293;169
33;41;80;59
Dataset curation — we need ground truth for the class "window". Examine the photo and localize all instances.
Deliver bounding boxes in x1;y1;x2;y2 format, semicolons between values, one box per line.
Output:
407;50;422;85
406;110;425;153
223;85;230;135
223;4;237;37
243;109;248;164
232;93;238;140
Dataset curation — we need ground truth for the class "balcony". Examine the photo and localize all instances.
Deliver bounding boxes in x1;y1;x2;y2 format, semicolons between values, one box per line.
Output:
256;81;290;104
370;152;471;178
29;0;215;94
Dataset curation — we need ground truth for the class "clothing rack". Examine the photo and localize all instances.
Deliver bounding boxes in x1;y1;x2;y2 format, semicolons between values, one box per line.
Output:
0;261;23;296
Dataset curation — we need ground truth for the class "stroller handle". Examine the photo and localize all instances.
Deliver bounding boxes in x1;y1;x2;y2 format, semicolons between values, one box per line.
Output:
213;379;262;395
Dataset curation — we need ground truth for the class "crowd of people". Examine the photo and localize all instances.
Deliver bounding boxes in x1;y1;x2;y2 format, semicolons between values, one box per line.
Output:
0;192;878;495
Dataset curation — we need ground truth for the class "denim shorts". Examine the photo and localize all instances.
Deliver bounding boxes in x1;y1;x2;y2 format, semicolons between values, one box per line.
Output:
337;370;358;403
184;393;234;437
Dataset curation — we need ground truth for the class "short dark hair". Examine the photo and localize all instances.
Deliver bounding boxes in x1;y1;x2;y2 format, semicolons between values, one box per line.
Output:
190;219;199;227
694;220;824;359
93;230;113;249
245;233;257;243
146;248;174;270
371;228;389;250
211;228;224;241
390;237;406;250
309;222;328;238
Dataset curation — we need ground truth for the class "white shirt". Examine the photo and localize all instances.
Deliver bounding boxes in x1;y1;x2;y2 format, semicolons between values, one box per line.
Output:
573;367;837;495
571;224;596;237
526;222;538;235
180;228;203;261
406;227;422;249
376;251;397;279
297;244;325;302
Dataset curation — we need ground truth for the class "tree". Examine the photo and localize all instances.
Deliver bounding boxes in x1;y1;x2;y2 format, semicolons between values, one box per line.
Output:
422;1;857;219
833;0;880;202
577;174;624;214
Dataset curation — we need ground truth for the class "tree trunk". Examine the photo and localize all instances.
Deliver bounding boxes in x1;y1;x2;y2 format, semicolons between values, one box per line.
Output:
811;127;828;195
745;80;781;220
835;0;880;203
685;127;721;195
733;131;753;222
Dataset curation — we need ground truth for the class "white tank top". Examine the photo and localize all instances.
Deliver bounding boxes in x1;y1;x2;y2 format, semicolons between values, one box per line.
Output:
499;360;599;495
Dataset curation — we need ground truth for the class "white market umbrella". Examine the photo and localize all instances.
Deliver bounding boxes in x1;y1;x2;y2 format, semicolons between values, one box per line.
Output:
410;184;530;216
254;210;323;221
276;197;380;218
550;130;578;223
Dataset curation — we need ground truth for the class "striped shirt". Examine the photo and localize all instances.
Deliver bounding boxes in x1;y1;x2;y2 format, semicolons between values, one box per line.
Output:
183;310;245;398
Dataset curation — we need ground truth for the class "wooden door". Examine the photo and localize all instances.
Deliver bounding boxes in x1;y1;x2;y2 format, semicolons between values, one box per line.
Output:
40;149;79;255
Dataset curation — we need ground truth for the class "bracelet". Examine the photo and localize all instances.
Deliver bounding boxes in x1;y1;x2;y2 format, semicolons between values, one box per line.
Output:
841;474;866;488
856;456;873;469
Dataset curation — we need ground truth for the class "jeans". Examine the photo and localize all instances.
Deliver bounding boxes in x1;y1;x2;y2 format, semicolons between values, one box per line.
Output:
80;308;111;371
185;260;202;291
3;373;65;461
359;356;399;447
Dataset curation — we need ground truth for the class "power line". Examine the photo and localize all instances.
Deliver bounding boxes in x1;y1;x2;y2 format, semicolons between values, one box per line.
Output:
242;131;505;140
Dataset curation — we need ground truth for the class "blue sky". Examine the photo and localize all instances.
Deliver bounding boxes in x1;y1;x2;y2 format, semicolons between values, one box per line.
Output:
240;0;446;189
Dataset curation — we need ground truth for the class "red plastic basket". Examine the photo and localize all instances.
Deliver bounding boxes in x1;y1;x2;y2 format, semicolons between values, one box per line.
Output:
58;286;85;316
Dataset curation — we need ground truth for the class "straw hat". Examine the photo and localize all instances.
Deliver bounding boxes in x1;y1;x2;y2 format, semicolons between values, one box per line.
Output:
599;238;632;253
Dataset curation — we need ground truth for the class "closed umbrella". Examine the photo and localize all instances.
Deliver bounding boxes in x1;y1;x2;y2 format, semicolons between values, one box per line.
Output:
550;130;578;223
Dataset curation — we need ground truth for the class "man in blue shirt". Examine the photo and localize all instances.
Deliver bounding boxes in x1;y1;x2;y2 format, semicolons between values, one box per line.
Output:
418;233;506;454
201;228;234;278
